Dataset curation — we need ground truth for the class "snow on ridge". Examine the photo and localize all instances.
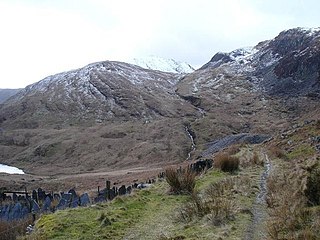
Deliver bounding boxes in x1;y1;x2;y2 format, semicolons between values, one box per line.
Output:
215;45;278;75
229;46;258;63
129;56;195;74
304;27;320;36
300;27;320;34
13;59;183;103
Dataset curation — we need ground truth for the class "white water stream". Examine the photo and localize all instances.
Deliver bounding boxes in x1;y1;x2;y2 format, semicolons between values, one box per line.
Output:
185;126;196;160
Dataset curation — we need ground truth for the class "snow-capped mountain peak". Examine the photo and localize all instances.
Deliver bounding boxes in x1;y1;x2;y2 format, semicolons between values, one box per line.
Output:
128;56;195;74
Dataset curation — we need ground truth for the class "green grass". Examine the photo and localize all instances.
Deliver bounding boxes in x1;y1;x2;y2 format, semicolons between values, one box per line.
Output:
30;160;263;240
32;181;189;240
195;168;226;190
284;123;319;161
286;143;316;160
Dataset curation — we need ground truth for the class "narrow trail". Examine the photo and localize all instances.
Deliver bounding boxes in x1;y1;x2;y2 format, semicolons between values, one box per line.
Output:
245;153;271;240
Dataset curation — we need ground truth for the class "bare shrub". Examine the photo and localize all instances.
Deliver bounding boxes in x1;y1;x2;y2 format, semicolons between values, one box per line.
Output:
165;168;196;194
0;217;33;240
177;177;240;226
206;197;235;226
178;193;209;222
180;170;196;194
240;151;264;168
305;166;320;206
266;166;320;239
268;145;286;159
159;234;186;240
214;153;239;173
165;168;180;193
225;144;241;155
205;181;226;199
252;151;263;166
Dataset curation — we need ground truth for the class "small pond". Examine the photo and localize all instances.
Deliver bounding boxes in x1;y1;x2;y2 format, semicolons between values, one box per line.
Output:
0;164;24;174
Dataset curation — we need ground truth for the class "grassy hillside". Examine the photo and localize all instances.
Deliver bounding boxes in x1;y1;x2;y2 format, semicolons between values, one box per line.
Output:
265;121;320;239
25;146;265;240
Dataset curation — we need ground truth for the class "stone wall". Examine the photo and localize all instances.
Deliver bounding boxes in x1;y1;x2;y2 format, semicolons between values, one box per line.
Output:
0;158;212;222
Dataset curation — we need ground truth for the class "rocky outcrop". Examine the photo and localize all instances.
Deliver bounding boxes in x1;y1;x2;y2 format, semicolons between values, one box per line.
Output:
199;27;320;97
263;28;320;96
201;133;271;157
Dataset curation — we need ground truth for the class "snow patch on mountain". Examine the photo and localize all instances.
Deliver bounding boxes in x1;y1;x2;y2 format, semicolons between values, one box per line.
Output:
21;61;177;97
299;27;320;36
229;47;258;63
129;56;195;74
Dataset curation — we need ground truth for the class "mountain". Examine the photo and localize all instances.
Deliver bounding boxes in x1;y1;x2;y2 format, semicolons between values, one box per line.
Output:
175;27;320;148
0;89;21;104
0;61;197;129
0;61;198;178
199;27;320;97
129;56;195;73
0;27;319;191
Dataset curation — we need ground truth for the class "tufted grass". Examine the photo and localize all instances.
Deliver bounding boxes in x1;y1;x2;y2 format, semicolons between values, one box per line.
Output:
27;147;263;240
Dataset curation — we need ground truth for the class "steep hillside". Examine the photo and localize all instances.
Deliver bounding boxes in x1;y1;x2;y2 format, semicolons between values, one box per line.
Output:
0;61;200;179
0;89;21;104
176;27;320;148
0;61;197;129
200;27;320;97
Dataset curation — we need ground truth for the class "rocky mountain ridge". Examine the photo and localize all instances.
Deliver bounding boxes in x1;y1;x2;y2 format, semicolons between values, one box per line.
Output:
200;27;320;96
0;27;319;180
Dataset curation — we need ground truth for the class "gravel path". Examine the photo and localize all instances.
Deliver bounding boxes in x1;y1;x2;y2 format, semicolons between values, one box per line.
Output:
244;154;271;240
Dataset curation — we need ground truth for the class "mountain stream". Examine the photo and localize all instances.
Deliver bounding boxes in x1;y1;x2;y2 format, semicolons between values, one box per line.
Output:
185;126;196;160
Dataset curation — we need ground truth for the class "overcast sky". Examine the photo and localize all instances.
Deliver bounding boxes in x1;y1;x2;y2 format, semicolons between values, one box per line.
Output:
0;0;319;88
